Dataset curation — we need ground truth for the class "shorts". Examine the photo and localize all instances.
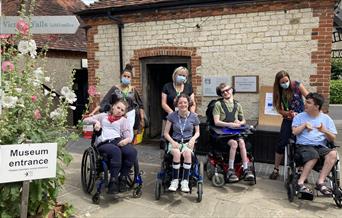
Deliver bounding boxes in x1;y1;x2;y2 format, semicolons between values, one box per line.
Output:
296;144;332;164
167;142;193;153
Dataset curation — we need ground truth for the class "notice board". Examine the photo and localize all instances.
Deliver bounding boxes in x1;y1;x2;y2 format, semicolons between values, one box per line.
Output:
258;86;282;130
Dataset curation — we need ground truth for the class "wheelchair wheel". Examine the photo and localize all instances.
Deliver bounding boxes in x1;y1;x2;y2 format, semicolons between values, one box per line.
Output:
205;159;215;180
197;182;203;203
154;179;162;200
92;192;100;204
81;147;97;194
286;167;296;202
133;185;143;198
333;187;342;208
212;173;225;187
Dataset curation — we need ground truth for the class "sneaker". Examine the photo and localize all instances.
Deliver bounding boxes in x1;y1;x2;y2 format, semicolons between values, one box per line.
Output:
180;180;190;193
108;178;119;194
226;169;239;183
243;169;255;181
168;179;179;192
119;176;128;193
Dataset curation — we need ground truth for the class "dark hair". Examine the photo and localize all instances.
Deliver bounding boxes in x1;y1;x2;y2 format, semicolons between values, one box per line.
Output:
174;93;192;108
216;83;235;96
273;70;292;112
120;63;133;76
306;92;324;110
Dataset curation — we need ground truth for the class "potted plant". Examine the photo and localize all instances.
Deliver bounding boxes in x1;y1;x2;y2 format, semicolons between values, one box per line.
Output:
0;5;77;218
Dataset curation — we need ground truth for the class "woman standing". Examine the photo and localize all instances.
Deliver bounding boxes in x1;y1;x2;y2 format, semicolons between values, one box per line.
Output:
164;94;200;192
90;64;144;141
269;70;309;180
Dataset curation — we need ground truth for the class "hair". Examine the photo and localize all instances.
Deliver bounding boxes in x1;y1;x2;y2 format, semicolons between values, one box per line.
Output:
216;82;235;96
120;63;133;77
172;66;189;82
111;99;128;114
306;92;324;110
174;93;192;108
273;70;293;112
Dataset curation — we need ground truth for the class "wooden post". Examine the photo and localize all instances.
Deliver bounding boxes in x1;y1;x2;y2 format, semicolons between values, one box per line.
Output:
20;181;30;218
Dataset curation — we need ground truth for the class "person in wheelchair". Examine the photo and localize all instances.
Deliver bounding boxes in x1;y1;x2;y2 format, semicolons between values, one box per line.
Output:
83;99;138;194
292;92;338;196
164;93;200;192
212;83;254;183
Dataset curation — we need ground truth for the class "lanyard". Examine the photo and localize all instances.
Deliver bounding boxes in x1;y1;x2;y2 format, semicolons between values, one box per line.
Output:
177;112;189;143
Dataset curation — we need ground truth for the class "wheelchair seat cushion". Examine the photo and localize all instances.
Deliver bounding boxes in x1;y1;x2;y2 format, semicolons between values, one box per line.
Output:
295;144;332;165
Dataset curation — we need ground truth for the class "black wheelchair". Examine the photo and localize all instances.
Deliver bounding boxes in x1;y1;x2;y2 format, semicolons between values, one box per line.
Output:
81;131;143;204
154;141;204;202
285;139;342;207
205;125;256;187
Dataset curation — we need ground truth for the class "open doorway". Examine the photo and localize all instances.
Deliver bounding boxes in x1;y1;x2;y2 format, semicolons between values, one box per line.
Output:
141;57;191;139
73;68;88;125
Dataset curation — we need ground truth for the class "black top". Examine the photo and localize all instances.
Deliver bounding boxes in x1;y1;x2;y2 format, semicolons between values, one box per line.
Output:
100;85;144;113
162;82;193;119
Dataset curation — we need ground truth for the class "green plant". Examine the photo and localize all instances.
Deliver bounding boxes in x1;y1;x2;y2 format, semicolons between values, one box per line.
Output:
0;4;77;218
331;58;342;80
330;79;342;104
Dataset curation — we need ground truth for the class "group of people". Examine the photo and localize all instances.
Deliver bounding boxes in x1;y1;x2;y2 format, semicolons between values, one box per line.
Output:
83;64;338;197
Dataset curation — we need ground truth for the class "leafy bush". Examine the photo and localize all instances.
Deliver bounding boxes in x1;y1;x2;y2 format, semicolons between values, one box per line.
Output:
331;58;342;80
330;79;342;104
0;7;77;218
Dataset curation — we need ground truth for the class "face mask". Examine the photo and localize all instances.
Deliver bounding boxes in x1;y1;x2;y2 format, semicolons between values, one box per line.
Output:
121;77;131;85
280;81;290;89
175;75;187;84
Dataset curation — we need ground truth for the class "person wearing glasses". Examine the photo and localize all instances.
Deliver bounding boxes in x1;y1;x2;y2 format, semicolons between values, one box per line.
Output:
212;83;254;183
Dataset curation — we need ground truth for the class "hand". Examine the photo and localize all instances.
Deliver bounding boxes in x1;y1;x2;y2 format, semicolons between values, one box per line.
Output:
188;139;195;150
316;122;327;133
94;121;101;131
305;122;313;131
230;123;241;128
117;140;126;147
234;120;241;124
172;142;180;149
140;119;145;128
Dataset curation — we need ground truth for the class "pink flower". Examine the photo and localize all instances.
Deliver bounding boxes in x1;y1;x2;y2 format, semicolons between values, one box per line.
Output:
31;96;37;102
88;85;97;97
16;19;29;35
1;61;14;72
0;34;11;39
34;109;42;120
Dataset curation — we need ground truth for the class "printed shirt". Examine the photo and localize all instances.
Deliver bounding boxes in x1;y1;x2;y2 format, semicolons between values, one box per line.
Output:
292;112;337;146
166;111;200;141
282;81;304;113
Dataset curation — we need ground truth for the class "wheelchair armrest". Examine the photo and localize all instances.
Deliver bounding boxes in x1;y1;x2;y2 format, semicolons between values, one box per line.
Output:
327;141;339;149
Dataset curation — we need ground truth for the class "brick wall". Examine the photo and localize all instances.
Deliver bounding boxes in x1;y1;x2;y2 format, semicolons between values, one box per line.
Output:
84;0;335;118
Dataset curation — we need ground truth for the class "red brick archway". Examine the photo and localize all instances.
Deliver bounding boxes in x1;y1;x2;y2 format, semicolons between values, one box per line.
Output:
130;46;202;107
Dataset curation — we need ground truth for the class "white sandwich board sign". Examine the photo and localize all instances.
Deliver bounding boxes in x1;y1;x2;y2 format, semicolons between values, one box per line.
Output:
0;143;57;183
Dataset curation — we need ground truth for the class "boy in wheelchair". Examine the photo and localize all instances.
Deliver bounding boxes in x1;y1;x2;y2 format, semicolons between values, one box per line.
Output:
164;94;200;192
292;92;338;197
212;83;254;183
83;99;138;194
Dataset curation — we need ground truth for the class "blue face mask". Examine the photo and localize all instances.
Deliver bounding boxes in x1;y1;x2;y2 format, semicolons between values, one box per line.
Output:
121;77;131;85
176;75;187;84
280;81;290;89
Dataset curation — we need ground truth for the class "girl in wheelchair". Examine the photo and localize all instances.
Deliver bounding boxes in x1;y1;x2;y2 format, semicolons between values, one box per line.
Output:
83;99;138;194
164;93;200;192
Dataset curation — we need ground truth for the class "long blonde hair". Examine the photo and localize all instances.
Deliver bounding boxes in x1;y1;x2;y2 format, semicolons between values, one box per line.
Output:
273;70;293;112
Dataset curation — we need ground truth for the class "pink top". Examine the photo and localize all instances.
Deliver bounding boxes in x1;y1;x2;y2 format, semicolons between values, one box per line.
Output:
83;113;131;142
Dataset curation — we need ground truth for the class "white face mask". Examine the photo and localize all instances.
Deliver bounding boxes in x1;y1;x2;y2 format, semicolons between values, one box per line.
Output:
280;81;290;89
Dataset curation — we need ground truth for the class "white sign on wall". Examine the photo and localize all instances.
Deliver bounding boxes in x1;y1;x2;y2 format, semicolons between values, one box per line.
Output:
202;76;230;96
0;143;57;183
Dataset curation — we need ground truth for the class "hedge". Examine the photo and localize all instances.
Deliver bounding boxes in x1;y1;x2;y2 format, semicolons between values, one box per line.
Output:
330;79;342;104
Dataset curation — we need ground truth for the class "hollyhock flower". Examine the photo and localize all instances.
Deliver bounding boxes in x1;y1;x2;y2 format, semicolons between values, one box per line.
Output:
34;109;42;120
2;96;18;108
31;95;37;102
18;40;37;58
18;40;29;55
15;88;22;93
1;61;14;72
61;86;77;103
0;34;11;39
88;85;97;97
69;106;76;110
16;19;29;35
28;40;37;58
50;108;62;120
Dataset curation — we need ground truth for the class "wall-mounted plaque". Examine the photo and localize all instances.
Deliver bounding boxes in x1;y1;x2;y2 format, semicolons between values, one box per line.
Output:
202;76;230;96
233;75;259;93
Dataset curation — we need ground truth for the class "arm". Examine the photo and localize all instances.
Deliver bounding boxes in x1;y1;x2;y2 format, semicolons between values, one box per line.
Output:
161;93;173;114
133;87;145;127
83;113;104;130
89;105;100;116
299;82;309;98
118;118;132;146
189;93;196;113
164;120;179;148
292;122;313;135
317;123;336;142
188;125;200;149
213;114;241;128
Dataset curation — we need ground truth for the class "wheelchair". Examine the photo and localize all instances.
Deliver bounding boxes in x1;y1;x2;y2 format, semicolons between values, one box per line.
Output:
205;125;256;187
284;139;342;207
81;131;143;204
154;140;204;202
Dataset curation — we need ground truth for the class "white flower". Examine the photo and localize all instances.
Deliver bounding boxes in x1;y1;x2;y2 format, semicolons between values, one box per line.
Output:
51;93;56;97
45;77;50;82
61;86;77;103
44;89;49;96
3;96;18;108
28;40;37;58
69;106;76;110
50;108;63;120
15;88;22;93
18;40;29;55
